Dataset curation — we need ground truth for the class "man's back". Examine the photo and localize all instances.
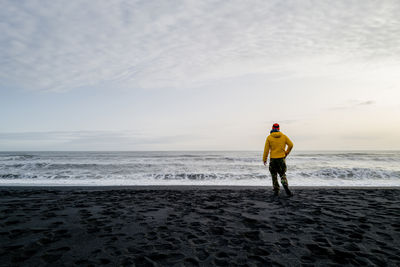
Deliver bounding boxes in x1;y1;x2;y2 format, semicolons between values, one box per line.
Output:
263;131;293;161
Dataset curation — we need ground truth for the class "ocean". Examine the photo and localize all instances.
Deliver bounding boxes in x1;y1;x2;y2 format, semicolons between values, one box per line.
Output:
0;151;399;187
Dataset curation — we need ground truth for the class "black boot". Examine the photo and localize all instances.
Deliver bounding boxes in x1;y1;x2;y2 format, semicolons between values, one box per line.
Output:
283;185;293;197
273;190;279;196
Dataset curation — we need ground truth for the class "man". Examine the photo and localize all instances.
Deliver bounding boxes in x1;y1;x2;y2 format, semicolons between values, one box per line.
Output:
263;123;294;196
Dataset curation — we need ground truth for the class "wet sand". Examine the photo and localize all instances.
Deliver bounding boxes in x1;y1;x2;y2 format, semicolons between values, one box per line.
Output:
0;186;399;266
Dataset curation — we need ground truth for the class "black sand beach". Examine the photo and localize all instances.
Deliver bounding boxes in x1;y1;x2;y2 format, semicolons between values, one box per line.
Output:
0;187;399;266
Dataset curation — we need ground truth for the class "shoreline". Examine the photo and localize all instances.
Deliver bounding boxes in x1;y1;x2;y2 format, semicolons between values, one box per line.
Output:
1;185;400;190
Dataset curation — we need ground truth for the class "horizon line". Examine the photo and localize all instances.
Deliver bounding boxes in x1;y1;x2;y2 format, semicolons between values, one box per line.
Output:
1;149;400;152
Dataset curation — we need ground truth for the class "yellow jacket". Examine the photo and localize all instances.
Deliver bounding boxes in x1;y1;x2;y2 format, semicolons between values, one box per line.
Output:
263;132;293;161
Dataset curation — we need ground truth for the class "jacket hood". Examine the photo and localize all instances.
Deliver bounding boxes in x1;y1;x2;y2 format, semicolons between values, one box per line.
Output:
270;132;282;138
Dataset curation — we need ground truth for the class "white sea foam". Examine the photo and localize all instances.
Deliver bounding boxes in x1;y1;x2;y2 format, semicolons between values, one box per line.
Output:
0;151;399;187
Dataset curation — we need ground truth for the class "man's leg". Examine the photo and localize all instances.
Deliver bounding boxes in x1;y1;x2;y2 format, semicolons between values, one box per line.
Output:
280;174;292;196
278;159;293;196
269;160;280;195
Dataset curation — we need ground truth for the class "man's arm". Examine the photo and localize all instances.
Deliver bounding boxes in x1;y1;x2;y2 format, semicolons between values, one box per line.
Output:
285;136;293;157
263;137;270;165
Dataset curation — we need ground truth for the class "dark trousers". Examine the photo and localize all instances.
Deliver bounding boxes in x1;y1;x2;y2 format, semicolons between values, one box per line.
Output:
269;158;288;192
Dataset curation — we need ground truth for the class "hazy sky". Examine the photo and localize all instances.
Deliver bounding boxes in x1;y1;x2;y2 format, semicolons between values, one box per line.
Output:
1;0;400;151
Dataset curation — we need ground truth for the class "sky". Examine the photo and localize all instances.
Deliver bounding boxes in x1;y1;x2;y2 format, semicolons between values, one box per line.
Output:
1;0;400;151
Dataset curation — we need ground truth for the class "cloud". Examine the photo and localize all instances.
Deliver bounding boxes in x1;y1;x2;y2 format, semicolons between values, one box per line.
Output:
357;100;375;106
1;0;400;91
0;131;195;150
328;100;376;111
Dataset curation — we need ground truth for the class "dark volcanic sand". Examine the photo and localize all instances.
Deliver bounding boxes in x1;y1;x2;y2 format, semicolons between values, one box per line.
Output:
0;187;399;266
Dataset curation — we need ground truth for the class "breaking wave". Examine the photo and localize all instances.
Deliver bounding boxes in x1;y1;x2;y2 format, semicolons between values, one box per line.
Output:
0;151;399;186
298;167;400;179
